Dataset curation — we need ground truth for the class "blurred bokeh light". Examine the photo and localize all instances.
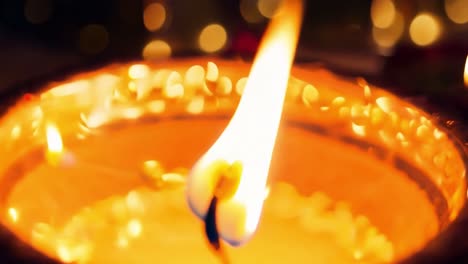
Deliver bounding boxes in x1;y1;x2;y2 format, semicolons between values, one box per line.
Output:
143;3;166;32
372;11;404;49
240;0;265;24
371;0;396;29
257;0;280;19
198;23;228;53
142;39;171;60
445;0;468;24
409;13;441;47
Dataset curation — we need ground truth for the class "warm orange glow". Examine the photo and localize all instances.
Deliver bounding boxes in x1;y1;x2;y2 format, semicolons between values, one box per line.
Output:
187;0;303;246
464;55;468;87
409;14;441;46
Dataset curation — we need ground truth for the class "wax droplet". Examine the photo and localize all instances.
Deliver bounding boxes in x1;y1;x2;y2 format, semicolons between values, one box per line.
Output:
184;65;205;91
146;100;166;114
331;96;346;107
164;83;184;99
235;77;248;95
351;104;369;126
140;160;165;187
186;96;205;114
206;62;219;82
302;84;319;106
370;107;384;125
216;76;233;96
128;64;150;79
163;72;184;98
152;70;172;88
352;123;366;137
416;124;430;138
127;219;142;237
376;97;392;113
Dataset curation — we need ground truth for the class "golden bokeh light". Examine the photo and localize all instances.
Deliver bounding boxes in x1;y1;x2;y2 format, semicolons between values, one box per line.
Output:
142;40;171;60
143;3;166;31
409;14;441;46
24;0;53;24
258;0;280;18
240;0;265;23
198;24;228;53
372;11;405;48
78;24;109;54
371;0;396;29
445;0;468;24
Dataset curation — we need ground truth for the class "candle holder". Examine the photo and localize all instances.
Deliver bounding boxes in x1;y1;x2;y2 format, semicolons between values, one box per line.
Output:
0;59;466;263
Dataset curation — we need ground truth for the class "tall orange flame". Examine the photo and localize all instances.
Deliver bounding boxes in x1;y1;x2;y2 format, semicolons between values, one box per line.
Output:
186;0;304;246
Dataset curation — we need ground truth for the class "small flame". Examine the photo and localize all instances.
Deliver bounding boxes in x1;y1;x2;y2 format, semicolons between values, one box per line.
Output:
46;125;63;153
45;124;73;166
464;55;468;88
8;207;19;223
186;0;303;246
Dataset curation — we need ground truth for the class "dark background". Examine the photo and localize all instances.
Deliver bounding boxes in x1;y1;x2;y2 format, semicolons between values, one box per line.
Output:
0;0;467;118
0;0;468;263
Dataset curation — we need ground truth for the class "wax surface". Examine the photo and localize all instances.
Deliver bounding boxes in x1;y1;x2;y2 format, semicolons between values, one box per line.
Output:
6;119;438;262
26;185;393;264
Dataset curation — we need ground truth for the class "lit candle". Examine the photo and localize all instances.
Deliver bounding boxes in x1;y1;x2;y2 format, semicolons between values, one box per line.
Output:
0;4;467;264
187;0;303;248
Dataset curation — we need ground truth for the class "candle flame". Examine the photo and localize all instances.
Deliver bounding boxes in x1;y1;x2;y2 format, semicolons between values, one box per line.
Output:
45;124;68;166
186;0;303;246
464;55;468;88
46;124;63;153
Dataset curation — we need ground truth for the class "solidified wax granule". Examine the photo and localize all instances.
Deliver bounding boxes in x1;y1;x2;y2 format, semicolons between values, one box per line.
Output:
30;167;394;264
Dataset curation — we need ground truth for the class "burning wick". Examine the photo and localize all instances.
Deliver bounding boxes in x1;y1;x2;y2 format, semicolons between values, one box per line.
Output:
203;160;242;263
186;0;303;253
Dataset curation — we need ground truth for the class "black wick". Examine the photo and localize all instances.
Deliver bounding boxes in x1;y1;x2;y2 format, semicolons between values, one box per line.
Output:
204;195;221;250
204;195;230;264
